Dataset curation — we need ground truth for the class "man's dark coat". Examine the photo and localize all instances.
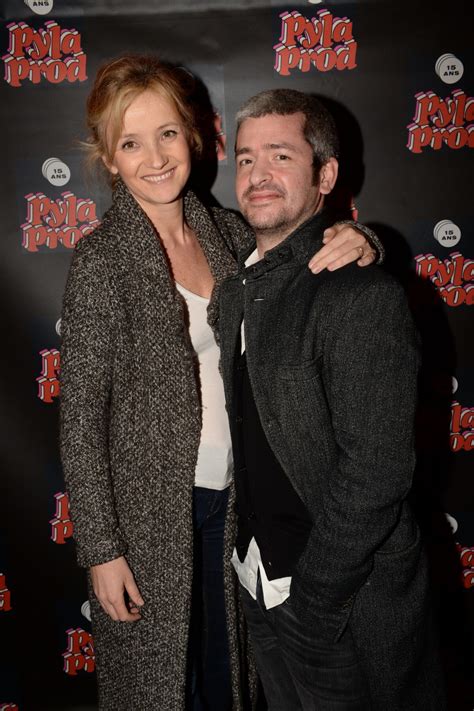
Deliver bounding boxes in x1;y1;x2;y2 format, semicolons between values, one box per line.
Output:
218;210;445;710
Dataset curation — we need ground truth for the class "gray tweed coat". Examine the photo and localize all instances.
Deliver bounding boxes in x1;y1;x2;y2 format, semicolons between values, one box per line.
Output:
59;180;255;710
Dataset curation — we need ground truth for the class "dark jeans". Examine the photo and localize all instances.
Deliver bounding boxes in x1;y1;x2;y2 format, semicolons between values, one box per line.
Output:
240;576;369;711
187;486;232;711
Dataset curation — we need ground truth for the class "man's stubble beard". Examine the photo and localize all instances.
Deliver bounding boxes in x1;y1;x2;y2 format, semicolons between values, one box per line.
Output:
243;204;296;242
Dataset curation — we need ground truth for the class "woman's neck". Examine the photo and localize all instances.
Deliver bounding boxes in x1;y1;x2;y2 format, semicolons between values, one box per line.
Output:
139;196;191;246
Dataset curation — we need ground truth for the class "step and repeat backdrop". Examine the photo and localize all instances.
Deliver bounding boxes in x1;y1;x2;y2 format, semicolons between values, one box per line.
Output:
0;0;473;709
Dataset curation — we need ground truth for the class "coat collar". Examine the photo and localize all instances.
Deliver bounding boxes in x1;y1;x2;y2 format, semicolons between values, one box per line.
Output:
105;178;238;339
238;207;338;279
107;177;236;284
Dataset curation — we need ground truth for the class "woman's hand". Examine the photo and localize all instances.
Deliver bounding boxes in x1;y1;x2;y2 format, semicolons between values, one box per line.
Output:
308;223;376;274
90;556;144;622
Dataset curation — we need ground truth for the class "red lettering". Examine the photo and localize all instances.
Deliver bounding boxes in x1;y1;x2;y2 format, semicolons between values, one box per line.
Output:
3;53;87;87
318;10;335;48
412;91;442;126
414;253;441;280
465;284;474;305
50;492;73;544
37;348;61;403
450;431;474;452
460;547;474;568
37;376;60;404
333;17;353;43
311;46;337;72
3;55;31;87
39;348;60;379
51;519;74;544
53;492;70;520
450;88;467;127
451;402;462;434
77;198;97;223
274;44;310;75
6;21;34;57
440;285;466;306
462;569;474;589
278;11;307;46
335;40;357;70
444;125;469;149
0;574;12;612
275;10;356;76
63;629;95;675
65;628;93;655
466;97;474;122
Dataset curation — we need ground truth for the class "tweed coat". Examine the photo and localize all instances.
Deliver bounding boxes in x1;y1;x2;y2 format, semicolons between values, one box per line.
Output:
218;210;446;711
59;179;256;710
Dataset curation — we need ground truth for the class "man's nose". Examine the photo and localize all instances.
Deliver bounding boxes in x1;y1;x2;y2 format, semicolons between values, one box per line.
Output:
248;157;271;186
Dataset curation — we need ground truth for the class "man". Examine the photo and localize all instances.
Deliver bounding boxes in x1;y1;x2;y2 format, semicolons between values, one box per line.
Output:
218;89;444;710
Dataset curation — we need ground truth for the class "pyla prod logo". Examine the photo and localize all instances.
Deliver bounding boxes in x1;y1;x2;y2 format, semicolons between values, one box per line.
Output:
274;9;356;76
3;20;87;87
23;191;99;252
414;251;474;307
407;83;474;153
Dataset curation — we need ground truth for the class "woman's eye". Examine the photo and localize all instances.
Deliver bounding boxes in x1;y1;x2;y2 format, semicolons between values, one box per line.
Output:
162;129;177;139
121;140;137;150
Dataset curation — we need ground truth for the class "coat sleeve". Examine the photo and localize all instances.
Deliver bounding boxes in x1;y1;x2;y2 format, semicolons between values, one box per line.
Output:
335;220;385;264
59;239;128;568
290;278;419;641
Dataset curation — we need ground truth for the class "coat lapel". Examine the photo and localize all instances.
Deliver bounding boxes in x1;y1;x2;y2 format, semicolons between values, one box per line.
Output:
218;273;244;414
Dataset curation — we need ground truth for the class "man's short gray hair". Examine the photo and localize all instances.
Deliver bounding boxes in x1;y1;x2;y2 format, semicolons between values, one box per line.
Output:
235;88;339;170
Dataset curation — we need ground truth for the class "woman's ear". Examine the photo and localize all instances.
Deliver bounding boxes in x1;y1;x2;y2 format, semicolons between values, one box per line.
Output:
102;154;118;175
319;157;339;195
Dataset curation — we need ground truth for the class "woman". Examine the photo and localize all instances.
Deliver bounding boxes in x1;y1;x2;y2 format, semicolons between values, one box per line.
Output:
59;54;382;710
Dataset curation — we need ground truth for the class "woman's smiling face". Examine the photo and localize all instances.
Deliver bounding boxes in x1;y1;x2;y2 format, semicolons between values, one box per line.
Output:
106;88;192;214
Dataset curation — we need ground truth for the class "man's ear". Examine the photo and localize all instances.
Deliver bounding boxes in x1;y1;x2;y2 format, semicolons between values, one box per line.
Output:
319;157;338;195
102;154;118;175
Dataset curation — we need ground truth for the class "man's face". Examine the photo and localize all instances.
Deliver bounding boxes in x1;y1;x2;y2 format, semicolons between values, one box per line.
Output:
235;112;336;239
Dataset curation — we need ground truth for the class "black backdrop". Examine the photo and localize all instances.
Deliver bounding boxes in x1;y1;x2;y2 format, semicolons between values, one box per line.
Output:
1;1;473;709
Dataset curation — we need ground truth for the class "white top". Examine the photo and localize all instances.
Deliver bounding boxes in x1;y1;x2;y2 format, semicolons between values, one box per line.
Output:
232;247;292;610
176;282;233;490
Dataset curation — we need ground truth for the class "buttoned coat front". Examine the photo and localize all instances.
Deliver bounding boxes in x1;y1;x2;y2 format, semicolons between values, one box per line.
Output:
218;210;445;711
59;180;256;710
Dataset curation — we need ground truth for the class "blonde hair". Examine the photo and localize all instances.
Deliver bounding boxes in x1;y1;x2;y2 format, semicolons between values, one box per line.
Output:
84;54;203;182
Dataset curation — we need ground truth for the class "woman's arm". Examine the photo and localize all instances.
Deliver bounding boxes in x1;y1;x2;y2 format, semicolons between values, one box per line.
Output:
308;221;384;273
60;238;144;621
214;207;384;271
60;238;126;568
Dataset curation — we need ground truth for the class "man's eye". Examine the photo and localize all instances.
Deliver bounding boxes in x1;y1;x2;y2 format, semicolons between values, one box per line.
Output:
275;154;290;160
239;158;252;167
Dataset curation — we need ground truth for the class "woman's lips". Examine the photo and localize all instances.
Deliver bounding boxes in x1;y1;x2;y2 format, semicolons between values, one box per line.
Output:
142;167;175;183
